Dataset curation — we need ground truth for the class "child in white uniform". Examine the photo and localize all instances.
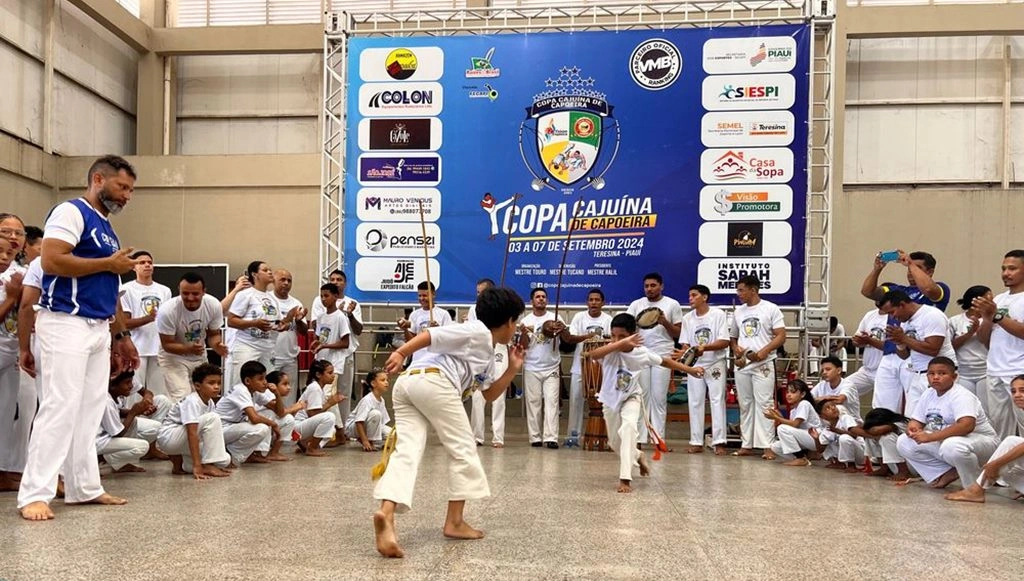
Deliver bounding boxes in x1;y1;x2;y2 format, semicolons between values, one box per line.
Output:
583;313;705;493
214;360;277;466
896;356;999;489
157;364;232;479
398;281;453;364
472;343;509;448
312;283;351;437
857;408;912;481
373;287;526;559
96;372;153;473
765;379;822;466
346;370;392;451
947;375;1024;503
294;360;344;456
817;400;865;472
253;369;300;461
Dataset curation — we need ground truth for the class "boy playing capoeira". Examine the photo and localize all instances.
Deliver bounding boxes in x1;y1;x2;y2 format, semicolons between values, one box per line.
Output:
373;287;526;558
157;364;232;479
96;372;156;473
583;313;705;493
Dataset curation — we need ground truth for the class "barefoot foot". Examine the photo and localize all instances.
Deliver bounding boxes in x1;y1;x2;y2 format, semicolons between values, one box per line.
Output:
442;520;485;540
373;511;404;558
930;468;960;489
265;453;292;462
945;485;986;503
19;501;55;521
617;479;633;493
113;464;146;473
68;493;128;506
685;446;704;454
638;453;650;477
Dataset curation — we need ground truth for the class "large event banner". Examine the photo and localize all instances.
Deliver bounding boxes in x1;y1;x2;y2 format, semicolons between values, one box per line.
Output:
345;25;811;305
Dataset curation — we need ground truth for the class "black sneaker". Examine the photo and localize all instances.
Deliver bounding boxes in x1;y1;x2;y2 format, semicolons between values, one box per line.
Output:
546;442;559;450
531;442;542;447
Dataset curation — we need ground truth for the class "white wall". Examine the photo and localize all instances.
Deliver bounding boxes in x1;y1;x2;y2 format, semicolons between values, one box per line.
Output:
176;53;320;154
845;36;1024;184
0;0;137;155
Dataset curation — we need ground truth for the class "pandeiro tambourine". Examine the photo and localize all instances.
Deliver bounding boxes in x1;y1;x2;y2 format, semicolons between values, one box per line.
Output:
636;307;663;330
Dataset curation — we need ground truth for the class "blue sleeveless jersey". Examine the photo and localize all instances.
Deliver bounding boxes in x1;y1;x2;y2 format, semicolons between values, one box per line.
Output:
40;198;121;320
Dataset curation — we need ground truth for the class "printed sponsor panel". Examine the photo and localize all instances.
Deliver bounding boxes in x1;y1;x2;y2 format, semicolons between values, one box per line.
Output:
355;257;442;293
358;82;444;117
355;222;441;258
700;110;795;147
698;184;793;221
697;258;792;294
357;154;442;187
358;118;442;151
701;74;796;111
359;47;445;82
699;147;794;184
356;188;441;222
702;36;798;75
697;221;793;258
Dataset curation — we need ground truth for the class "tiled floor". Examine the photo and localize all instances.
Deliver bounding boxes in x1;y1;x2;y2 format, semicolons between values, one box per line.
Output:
1;418;1021;580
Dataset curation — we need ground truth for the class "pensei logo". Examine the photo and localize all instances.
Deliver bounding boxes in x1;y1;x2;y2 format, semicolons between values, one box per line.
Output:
629;39;682;90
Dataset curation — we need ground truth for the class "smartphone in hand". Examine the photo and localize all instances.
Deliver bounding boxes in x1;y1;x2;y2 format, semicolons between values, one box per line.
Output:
879;250;900;263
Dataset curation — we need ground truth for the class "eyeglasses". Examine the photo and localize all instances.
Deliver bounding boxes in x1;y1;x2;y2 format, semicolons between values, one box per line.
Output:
0;228;26;238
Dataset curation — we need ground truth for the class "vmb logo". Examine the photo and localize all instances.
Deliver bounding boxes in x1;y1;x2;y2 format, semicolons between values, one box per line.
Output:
629;39;682;90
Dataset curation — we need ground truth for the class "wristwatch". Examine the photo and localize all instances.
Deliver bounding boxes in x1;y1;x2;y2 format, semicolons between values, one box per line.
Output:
993;312;1006;323
113;329;132;341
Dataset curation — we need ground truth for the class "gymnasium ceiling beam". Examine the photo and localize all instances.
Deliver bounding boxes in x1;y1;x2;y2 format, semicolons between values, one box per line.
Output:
151;24;322;56
67;0;152;53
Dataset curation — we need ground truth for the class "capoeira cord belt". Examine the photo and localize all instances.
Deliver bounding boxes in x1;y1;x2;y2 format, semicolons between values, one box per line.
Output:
639;396;670;461
371;429;398;481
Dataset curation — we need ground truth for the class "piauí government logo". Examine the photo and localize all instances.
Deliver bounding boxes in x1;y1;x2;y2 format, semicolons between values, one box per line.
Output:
519;66;619;191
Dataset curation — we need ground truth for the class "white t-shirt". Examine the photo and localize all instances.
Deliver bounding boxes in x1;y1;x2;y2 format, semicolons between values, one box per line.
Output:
949;313;988;380
911;384;997;439
312;295;362;356
731;299;785;372
625;295;683;357
215;384;258;424
568;311;613;375
119;280;172;357
788;399;822;430
345;392;390;433
902;304;956;372
821;412;861;445
295;383;327;422
229;288;280;351
521;311;564;373
0;262;27;357
411;320;497;400
466;305;478;322
272;294;304;361
156;294;224;363
855;308;888;374
96;397;125;449
23;257;43;290
597;345;661;412
681;307;730;366
409;307;454;362
161;392;215;429
812;378;861;420
829;323;846;355
314;309;351;369
987;290;1024;377
251;389;276;413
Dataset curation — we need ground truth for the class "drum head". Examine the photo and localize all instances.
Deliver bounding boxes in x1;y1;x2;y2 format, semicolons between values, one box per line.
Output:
636;307;662;329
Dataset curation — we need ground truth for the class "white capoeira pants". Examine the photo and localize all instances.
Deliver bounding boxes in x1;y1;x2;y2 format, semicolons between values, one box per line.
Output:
902;372;929;420
157;412;231;468
872;355;904;413
638;364;671;444
157;354;205;403
977;436;1024;492
221;422;272;465
524;368;560;444
770;424;816;459
896;432;999;486
865;432;905;466
135;355;167;398
686;360;727;447
121;393;172;425
471;389;505;445
987;376;1024;440
18;311;110;507
345;408;392;443
97;437;149;470
5;367;39;474
374;372;489;513
603;395;642;482
337;355;355;421
846;367;876;398
258;409;295;448
821;433;866;464
227;344;273;388
271;357;299;407
0;355;22;473
295;413;336;443
735;362;776;449
566;372;585;440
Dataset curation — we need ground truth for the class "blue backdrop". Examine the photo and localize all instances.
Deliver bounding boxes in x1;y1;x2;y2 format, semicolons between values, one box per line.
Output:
346;25;811;306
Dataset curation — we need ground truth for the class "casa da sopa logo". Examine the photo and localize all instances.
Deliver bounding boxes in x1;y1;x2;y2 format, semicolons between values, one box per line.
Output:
519;66;619;191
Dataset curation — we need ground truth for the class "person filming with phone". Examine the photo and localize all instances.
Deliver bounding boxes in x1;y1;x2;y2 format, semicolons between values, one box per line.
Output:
861;250;952;312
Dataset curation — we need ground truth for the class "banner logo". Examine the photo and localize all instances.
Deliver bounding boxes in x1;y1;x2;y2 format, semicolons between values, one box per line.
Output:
358;155;441;186
466;47;501;78
520;66;619;190
386;48;418;80
629;39;682;90
359;82;444;117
